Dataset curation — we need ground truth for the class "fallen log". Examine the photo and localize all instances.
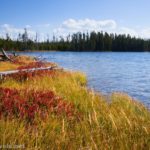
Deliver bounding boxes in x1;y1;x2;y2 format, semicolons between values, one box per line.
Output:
0;66;63;79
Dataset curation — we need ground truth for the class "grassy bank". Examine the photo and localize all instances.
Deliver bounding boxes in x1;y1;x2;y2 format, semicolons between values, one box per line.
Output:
0;56;150;149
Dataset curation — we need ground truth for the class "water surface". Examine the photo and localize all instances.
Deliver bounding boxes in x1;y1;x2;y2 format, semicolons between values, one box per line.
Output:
19;51;150;107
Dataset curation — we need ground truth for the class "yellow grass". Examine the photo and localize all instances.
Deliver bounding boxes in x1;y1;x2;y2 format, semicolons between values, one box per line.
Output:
0;55;35;71
13;55;35;64
0;62;19;71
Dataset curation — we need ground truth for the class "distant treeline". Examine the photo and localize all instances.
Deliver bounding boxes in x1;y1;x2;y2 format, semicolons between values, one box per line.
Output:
1;29;150;51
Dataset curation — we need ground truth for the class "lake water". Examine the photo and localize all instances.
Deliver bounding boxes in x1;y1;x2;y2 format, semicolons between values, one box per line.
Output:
19;51;150;108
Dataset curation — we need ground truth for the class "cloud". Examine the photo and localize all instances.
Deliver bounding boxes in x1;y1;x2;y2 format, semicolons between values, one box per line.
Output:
0;24;36;40
118;27;139;37
53;18;117;36
53;18;150;39
1;19;150;41
63;18;117;30
140;28;150;39
118;27;150;39
0;23;53;41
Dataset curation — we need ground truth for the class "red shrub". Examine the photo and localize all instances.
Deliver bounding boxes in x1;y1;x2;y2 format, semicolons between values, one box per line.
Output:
0;88;78;122
17;61;46;70
2;70;57;83
2;69;57;82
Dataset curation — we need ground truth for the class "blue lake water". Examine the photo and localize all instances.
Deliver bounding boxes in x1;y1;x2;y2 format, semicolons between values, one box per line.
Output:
19;51;150;108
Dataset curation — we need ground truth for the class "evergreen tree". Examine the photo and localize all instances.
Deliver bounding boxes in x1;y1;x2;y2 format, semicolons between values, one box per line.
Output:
1;30;150;52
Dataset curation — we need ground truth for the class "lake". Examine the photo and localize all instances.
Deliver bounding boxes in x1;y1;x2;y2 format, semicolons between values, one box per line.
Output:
19;51;150;108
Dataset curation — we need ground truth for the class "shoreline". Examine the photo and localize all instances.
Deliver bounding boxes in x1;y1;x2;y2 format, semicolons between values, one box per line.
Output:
6;49;150;53
0;54;149;109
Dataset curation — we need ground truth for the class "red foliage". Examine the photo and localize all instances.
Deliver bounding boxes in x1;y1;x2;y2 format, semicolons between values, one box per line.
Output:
0;88;78;122
17;61;46;70
4;70;57;82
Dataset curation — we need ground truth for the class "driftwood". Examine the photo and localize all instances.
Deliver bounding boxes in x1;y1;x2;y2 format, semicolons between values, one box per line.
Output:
0;66;62;79
0;48;12;61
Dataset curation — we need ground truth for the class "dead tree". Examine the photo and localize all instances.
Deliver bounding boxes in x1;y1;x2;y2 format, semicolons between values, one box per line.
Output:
0;48;12;61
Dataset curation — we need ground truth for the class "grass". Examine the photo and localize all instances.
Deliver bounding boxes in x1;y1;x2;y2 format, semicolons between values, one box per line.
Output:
0;56;150;149
0;55;34;71
0;62;19;71
0;55;57;71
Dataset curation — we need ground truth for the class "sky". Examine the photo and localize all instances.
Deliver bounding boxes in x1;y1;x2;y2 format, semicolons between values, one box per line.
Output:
0;0;150;41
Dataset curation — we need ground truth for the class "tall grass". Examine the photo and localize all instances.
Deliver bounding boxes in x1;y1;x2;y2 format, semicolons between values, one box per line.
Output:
0;60;150;149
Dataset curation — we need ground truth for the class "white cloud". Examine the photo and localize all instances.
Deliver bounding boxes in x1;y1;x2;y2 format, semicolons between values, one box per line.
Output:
62;18;117;30
118;27;139;37
0;24;36;40
53;18;150;39
54;18;117;36
140;28;150;39
1;19;150;41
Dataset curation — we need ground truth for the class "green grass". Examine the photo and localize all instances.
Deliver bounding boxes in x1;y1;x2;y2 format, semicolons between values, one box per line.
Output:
0;62;150;149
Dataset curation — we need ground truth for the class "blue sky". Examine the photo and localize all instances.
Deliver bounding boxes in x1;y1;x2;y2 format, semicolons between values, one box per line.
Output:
1;0;150;40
